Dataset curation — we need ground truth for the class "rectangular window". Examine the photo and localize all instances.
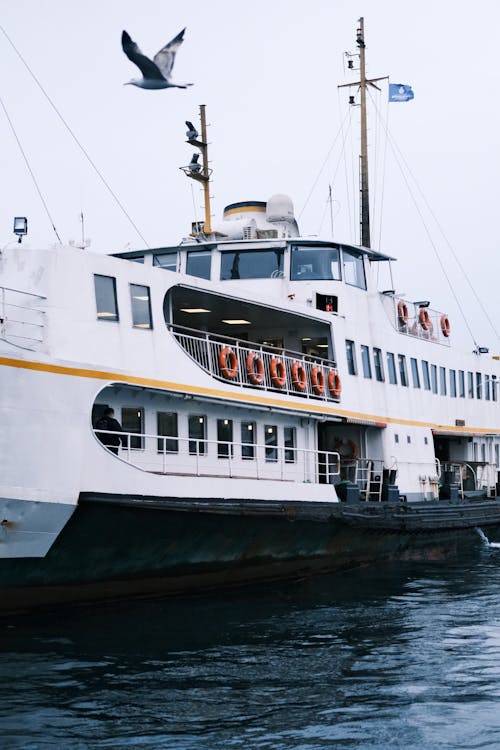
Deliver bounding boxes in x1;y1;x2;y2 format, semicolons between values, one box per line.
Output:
189;415;207;455
485;375;491;401
449;370;457;398
220;249;284;280
459;370;465;398
422;360;431;390
187;250;211;280
387;352;397;385
130;284;152;329
431;364;438;394
496;444;499;467
342;248;366;289
481;444;486;462
217;419;233;458
476;372;482;399
153;252;177;272
468;371;474;398
361;345;372;379
493;375;498;402
265;424;278;462
121;407;144;450
94;274;118;321
440;366;447;396
157;412;178;453
373;348;385;382
290;245;341;281
346;340;357;375
241;421;256;460
410;358;420;388
398;354;409;387
284;426;296;463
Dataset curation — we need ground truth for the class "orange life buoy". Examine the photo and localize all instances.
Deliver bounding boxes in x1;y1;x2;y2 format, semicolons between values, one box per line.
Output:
335;438;358;461
419;307;431;331
311;366;325;396
291;361;307;391
219;346;238;379
440;314;451;337
328;369;341;398
246;351;265;385
270;357;286;388
397;300;409;326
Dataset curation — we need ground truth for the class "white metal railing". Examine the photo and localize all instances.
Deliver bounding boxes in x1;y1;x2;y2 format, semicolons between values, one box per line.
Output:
169;324;340;401
380;293;452;346
93;428;341;484
0;286;46;351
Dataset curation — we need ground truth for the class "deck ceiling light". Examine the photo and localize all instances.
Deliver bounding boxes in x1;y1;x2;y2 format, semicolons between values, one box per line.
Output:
180;308;211;313
13;216;28;243
222;319;251;325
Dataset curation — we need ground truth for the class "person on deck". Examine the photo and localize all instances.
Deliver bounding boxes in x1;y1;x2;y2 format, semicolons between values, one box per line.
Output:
95;407;127;455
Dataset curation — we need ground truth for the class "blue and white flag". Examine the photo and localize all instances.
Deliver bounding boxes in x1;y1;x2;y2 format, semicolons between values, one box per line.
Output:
388;83;414;102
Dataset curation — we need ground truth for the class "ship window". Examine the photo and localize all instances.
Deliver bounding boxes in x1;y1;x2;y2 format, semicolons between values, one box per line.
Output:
361;345;372;379
394;434;399;444
373;348;385;382
94;274;119;322
481;444;486;462
187;250;211;280
387;352;397;385
217;419;234;458
496;444;499;466
157;412;178;453
346;340;357;375
130;284;152;329
476;372;482;399
121;407;144;450
189;415;207;455
342;248;366;289
290;245;341;281
265;424;278;462
440;367;447;396
468;371;474;398
422;360;431;390
459;370;466;398
130;256;144;264
398;355;409;387
493;375;498;402
153;252;177;272
220;249;284;280
241;422;256;460
407;435;411;444
450;370;457;398
431;365;438;394
485;375;491;401
410;358;420;388
424;436;428;445
284;426;296;463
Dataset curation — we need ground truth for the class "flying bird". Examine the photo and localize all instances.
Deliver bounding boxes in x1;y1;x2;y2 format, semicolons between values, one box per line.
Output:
188;153;201;173
121;29;193;89
185;120;198;140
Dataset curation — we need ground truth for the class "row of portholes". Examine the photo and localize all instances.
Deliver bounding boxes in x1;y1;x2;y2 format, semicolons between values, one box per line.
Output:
218;347;342;398
397;300;451;337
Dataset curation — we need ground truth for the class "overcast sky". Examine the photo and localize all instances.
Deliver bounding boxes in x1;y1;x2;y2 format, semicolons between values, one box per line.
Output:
1;1;499;349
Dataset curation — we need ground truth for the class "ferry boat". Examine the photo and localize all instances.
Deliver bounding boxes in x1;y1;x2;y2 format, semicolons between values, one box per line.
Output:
2;19;500;612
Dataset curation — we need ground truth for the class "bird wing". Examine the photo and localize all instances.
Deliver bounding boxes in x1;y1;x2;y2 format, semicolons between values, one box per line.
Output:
153;28;186;80
121;31;165;81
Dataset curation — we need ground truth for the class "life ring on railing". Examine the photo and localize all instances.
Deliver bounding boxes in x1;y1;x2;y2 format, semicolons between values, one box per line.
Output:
328;369;342;398
397;300;409;326
335;438;358;461
270;357;286;388
311;366;325;396
291;361;307;391
419;307;431;331
440;314;451;337
219;346;238;379
246;352;265;385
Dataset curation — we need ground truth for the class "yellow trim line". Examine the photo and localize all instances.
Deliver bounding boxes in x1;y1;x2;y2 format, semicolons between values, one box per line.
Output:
1;355;499;436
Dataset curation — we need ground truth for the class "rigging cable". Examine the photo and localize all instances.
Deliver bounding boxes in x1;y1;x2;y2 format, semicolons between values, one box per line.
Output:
0;24;150;248
0;93;62;244
367;87;484;348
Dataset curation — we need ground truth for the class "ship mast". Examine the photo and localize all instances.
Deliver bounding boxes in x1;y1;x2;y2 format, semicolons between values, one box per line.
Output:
338;18;387;248
181;104;213;235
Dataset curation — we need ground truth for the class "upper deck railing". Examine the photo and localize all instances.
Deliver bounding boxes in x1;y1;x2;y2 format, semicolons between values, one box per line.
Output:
380;293;452;346
0;286;46;351
168;323;342;401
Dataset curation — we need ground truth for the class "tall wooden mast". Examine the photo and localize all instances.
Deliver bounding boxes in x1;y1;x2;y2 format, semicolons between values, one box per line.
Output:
338;18;387;248
181;104;213;235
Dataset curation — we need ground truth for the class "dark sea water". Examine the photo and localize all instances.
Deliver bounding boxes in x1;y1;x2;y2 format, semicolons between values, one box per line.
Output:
3;542;500;749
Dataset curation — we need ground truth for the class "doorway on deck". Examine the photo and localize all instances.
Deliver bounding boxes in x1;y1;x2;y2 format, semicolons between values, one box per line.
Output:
318;421;361;484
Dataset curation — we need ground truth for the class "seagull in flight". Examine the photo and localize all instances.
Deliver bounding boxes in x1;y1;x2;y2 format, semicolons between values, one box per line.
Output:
121;29;193;89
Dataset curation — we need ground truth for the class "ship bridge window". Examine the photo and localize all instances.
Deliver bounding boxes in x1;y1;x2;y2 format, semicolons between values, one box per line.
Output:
387;352;397;384
431;365;438;394
187;250;211;280
398;355;409;387
373;348;385;381
130;284;152;329
153;252;177;272
290;245;341;281
450;370;457;398
94;274;119;322
220;249;284;280
410;357;420;388
361;345;372;378
459;370;466;398
422;360;431;390
468;371;474;398
476;372;482;399
342;249;366;290
440;367;447;395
